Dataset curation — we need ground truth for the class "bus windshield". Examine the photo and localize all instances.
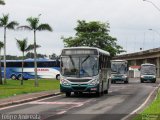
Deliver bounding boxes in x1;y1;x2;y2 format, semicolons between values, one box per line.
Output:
61;55;98;77
111;62;127;74
141;65;156;75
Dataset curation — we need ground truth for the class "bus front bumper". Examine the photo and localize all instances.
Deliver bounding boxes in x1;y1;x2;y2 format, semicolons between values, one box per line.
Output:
111;77;128;82
60;84;99;93
141;78;156;82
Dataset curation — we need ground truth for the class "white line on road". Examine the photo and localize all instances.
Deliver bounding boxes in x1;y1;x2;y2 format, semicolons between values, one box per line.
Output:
121;83;160;120
0;94;62;111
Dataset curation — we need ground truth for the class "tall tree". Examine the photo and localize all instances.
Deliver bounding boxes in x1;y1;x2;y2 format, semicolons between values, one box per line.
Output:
0;14;19;84
0;41;4;85
16;38;40;85
62;20;125;57
0;0;5;5
17;15;52;87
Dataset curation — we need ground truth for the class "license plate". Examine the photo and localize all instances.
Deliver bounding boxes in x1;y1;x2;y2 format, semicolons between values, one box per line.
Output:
91;88;97;91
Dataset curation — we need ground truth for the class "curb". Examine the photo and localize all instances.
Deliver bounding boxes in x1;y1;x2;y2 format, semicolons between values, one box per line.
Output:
0;92;61;108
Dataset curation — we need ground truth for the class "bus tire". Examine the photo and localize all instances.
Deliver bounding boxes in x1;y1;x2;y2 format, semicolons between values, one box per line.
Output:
96;92;101;97
104;89;108;94
111;80;116;84
11;74;17;80
74;92;79;96
141;79;144;83
104;81;109;94
124;80;128;84
152;80;156;83
56;74;60;80
65;92;71;97
17;74;23;80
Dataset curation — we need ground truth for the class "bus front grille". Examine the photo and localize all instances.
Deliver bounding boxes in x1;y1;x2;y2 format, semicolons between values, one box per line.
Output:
68;79;91;82
72;87;86;91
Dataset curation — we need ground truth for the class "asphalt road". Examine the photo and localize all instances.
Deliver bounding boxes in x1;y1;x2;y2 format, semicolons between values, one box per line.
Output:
0;78;159;120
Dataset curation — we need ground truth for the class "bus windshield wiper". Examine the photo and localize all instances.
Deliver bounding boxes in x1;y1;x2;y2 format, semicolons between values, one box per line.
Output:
81;55;90;64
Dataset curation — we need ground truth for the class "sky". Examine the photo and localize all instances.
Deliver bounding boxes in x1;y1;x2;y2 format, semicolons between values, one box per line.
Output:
0;0;160;56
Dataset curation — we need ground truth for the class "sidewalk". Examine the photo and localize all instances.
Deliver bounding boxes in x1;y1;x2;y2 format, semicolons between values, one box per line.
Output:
0;90;60;108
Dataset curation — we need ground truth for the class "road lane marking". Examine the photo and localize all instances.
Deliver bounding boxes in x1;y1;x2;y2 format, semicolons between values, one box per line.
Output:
0;94;62;111
55;99;95;115
121;83;160;120
28;101;84;106
56;110;67;114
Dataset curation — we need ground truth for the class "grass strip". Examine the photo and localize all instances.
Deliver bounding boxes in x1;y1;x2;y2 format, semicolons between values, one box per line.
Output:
133;89;160;120
0;79;60;99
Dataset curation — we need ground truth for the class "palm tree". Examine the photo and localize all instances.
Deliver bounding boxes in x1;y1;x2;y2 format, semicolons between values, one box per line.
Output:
18;15;52;87
16;38;40;85
0;14;19;84
0;0;5;5
0;41;4;85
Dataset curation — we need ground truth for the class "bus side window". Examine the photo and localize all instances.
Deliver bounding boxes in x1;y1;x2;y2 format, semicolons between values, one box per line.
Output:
24;62;33;67
7;62;21;67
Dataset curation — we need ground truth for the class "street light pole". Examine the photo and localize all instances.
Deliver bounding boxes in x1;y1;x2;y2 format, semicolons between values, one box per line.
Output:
148;29;160;48
148;29;160;37
143;0;160;12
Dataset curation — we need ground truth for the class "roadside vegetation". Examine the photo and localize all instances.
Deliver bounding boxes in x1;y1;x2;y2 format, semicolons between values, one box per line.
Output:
0;79;59;99
134;89;160;120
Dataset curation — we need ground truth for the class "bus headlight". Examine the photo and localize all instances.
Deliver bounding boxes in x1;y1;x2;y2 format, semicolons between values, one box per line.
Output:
141;76;144;78
89;79;99;86
60;79;70;86
153;76;156;78
122;75;127;78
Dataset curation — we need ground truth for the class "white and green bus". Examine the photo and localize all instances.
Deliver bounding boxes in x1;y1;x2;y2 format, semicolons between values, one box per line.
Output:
140;63;156;83
60;47;111;97
110;60;129;84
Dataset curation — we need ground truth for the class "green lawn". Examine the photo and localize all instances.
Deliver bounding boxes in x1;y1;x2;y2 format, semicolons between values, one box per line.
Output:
133;89;160;120
0;79;60;99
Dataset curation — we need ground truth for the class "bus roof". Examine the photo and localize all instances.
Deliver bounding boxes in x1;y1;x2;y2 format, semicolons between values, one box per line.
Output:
111;60;128;62
1;58;58;62
141;63;156;66
62;47;110;56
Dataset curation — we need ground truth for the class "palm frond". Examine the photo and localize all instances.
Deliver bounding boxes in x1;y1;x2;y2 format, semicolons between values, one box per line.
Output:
37;24;53;31
25;44;41;52
17;26;32;30
0;14;9;26
0;41;4;49
16;38;28;52
26;17;39;30
6;21;19;29
0;0;5;5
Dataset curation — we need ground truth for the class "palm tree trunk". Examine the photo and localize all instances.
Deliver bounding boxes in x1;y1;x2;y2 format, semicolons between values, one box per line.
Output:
34;30;38;87
3;27;7;84
21;52;24;85
0;49;3;85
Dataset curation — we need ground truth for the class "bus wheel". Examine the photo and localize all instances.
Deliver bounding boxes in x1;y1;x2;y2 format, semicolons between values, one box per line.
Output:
11;75;17;80
56;74;60;80
104;90;108;94
140;79;144;83
104;82;109;94
18;74;23;80
66;92;71;97
152;80;156;83
111;80;115;84
96;92;101;97
124;80;128;84
74;92;79;96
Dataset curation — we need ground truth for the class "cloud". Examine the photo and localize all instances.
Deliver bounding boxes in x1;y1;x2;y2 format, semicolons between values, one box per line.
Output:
0;0;160;56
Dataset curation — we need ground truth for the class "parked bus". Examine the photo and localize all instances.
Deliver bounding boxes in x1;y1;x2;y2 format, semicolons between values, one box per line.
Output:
140;63;156;83
60;47;111;97
0;58;60;80
110;60;129;84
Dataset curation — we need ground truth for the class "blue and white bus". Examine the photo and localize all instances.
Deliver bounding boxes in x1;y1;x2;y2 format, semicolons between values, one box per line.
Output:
1;58;60;80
